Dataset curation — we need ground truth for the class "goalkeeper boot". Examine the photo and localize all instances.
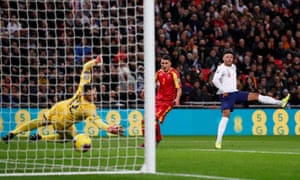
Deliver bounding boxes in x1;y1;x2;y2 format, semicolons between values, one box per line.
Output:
281;93;290;108
2;133;14;144
30;134;42;141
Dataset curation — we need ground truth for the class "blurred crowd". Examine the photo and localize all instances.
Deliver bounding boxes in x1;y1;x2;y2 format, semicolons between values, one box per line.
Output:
1;0;300;108
154;0;300;106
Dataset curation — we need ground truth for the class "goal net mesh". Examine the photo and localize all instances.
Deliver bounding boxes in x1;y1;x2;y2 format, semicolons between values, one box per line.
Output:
0;0;146;175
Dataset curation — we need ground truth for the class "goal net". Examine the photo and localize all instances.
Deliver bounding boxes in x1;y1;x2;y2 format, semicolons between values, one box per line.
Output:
0;0;155;176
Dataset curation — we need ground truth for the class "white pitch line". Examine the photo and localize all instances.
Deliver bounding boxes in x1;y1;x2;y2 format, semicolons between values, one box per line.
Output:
0;159;253;179
0;159;251;180
156;172;253;180
191;149;300;155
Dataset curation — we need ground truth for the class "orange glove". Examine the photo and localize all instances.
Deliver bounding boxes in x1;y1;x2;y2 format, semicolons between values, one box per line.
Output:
96;54;102;64
108;125;124;135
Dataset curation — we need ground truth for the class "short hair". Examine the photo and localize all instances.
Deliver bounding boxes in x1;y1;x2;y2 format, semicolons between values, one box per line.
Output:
222;49;234;57
161;55;172;62
83;84;94;93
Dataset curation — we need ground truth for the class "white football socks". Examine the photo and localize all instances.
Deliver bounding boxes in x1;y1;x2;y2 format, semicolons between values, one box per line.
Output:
216;117;229;143
258;95;281;105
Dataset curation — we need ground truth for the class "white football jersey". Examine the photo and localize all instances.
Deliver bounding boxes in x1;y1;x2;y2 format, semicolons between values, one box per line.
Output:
212;63;238;94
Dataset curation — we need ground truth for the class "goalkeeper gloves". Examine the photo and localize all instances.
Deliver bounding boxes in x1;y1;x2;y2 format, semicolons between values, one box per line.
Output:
108;125;124;135
95;54;102;64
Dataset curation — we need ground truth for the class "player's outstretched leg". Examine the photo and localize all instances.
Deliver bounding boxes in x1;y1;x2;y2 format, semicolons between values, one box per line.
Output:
281;93;290;108
30;134;42;141
2;133;15;144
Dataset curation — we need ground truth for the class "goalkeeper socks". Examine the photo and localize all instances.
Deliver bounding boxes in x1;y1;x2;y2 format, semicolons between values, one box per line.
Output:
258;95;281;105
216;117;229;143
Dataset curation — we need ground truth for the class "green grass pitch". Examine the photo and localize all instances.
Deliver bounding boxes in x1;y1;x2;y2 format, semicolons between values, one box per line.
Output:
1;136;300;180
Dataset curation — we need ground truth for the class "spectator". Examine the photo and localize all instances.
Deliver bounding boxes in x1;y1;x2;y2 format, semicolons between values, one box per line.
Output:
290;86;300;105
20;86;29;105
188;13;202;34
99;84;109;105
117;61;136;94
7;14;22;36
236;1;248;14
136;65;144;98
74;37;92;64
242;77;257;93
0;19;9;36
114;45;127;63
2;0;300;107
199;85;213;101
189;80;202;101
239;54;252;75
286;39;300;57
1;86;12;107
181;73;194;102
257;76;269;95
204;49;219;71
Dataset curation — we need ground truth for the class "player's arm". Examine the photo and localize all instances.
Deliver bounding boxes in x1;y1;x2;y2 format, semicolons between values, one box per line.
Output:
73;55;102;98
85;105;124;135
212;67;225;92
172;71;182;105
87;115;124;135
155;71;160;87
175;86;182;105
87;115;108;131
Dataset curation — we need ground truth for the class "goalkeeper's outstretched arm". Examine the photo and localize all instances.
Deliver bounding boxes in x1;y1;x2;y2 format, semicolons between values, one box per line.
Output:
73;55;102;99
87;115;124;135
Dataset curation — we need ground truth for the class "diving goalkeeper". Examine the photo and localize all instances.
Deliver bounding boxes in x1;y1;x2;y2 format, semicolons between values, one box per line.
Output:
2;55;123;143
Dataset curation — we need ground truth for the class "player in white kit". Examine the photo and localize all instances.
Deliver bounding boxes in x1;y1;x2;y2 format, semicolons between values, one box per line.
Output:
212;50;290;149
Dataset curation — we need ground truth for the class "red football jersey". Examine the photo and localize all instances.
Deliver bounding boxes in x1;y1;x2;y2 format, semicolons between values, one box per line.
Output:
155;67;181;101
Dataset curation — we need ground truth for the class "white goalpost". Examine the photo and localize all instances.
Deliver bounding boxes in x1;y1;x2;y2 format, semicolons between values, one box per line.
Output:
0;0;155;176
142;0;156;174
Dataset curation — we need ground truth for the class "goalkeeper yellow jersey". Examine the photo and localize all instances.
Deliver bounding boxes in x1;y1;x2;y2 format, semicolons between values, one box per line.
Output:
43;60;109;131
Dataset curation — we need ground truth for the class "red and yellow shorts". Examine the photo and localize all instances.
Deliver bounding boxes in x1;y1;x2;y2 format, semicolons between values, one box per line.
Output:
156;100;174;123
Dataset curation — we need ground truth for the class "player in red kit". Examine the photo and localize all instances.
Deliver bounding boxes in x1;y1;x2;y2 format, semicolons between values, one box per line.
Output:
141;55;182;147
